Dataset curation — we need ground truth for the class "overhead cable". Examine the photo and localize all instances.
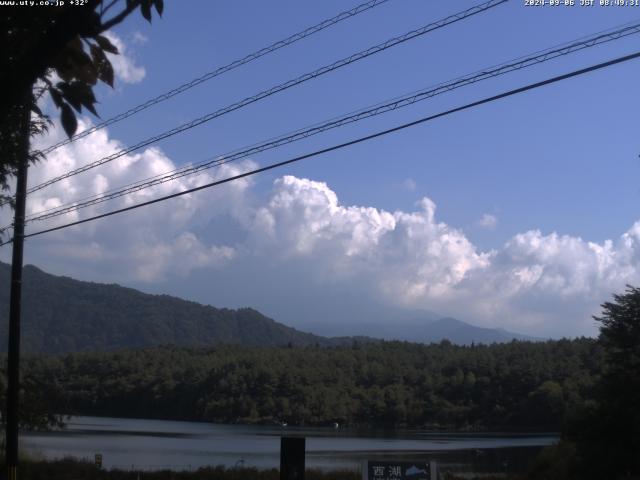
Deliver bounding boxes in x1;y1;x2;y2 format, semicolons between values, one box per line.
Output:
38;0;393;156
26;0;507;195
23;20;640;224
4;49;636;245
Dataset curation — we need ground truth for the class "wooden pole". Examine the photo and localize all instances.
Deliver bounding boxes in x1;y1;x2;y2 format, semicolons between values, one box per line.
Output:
5;97;30;480
280;437;305;480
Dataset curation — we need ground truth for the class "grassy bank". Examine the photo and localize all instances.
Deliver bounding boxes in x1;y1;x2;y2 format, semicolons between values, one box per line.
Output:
11;458;533;480
16;459;361;480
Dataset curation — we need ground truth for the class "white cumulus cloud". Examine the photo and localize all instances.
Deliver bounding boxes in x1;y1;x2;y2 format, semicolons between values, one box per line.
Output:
4;120;640;338
0;117;253;282
103;31;146;84
248;176;489;303
240;176;640;336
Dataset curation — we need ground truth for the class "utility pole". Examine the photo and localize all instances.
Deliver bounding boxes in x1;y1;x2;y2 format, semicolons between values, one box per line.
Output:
5;98;30;480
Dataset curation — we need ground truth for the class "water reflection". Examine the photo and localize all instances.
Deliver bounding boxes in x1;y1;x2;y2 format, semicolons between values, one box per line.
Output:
21;416;557;472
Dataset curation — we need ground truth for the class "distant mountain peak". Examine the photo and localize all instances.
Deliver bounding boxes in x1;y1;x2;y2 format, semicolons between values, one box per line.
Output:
0;261;538;353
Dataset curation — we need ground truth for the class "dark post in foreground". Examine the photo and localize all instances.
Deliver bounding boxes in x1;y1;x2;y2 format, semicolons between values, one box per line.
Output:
280;437;305;480
5;101;30;480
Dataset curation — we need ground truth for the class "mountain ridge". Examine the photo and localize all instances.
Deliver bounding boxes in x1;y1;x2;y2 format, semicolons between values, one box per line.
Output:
0;262;361;353
0;261;538;353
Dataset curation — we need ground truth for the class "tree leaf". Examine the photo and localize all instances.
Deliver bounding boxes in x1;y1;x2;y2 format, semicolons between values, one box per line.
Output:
89;44;114;88
141;0;152;22
55;66;74;83
68;35;83;54
83;101;99;117
77;10;101;37
59;81;96;115
95;35;118;54
60;103;78;138
66;36;92;67
76;63;99;86
58;82;83;113
99;58;114;88
67;47;93;68
31;104;43;117
49;88;63;108
52;54;75;83
90;43;107;66
79;85;99;116
154;0;164;16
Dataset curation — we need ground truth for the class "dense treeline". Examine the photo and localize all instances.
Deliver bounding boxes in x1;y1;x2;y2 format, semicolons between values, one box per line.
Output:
10;338;602;430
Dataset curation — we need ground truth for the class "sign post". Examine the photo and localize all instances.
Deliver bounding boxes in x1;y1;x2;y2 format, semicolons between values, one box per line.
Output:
362;460;437;480
280;437;305;480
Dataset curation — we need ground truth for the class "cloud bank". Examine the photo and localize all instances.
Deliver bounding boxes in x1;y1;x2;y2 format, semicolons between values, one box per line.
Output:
2;119;639;338
5;118;251;282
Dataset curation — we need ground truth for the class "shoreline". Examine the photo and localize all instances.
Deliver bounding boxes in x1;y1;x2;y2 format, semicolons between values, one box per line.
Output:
44;413;562;436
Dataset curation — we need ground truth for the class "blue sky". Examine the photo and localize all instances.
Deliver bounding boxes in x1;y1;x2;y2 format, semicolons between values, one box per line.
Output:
3;0;640;338
105;0;640;246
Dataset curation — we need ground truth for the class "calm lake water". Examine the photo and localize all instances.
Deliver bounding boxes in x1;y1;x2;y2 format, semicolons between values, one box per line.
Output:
21;416;558;473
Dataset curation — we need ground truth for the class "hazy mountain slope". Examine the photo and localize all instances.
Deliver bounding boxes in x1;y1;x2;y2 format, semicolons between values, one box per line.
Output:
312;313;539;345
403;317;540;344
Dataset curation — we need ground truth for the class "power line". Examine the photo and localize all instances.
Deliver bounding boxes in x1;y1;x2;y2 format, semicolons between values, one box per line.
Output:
37;0;393;156
22;20;640;224
25;0;507;196
5;49;637;245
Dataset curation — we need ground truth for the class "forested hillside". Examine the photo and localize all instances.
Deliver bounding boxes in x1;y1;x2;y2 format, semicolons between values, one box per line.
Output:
15;339;602;430
0;262;362;353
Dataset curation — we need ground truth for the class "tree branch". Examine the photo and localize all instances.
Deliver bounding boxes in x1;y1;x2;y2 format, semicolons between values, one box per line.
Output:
99;1;140;33
100;0;122;19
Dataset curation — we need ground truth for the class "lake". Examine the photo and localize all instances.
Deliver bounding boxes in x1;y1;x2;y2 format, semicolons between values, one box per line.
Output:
21;416;558;474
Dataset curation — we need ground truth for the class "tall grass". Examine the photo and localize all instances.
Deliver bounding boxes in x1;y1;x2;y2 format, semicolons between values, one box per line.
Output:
16;459;361;480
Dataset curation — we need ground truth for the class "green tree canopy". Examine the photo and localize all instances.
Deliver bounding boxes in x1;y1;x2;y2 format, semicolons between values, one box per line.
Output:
553;286;640;480
583;285;640;478
0;0;163;207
